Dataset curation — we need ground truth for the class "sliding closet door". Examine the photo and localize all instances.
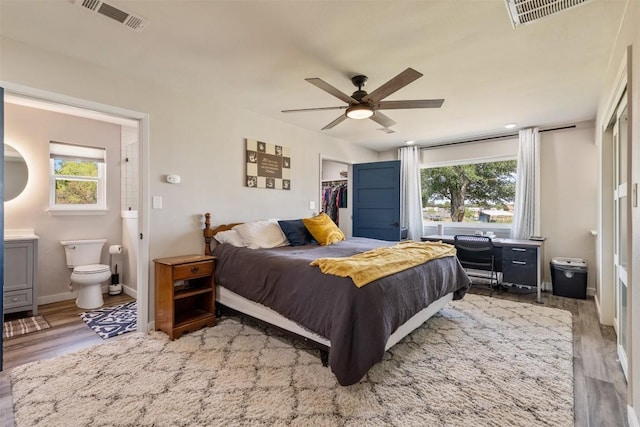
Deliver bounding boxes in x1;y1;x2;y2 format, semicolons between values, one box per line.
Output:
613;95;629;379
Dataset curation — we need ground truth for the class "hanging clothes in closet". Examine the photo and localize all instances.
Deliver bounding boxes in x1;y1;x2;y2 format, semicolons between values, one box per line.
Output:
322;181;348;224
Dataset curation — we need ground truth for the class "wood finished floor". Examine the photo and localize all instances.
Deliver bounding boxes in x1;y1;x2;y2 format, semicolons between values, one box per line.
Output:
0;293;134;427
0;289;628;427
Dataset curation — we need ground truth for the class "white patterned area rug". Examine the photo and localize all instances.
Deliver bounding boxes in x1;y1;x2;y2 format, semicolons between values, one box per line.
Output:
80;301;137;339
11;294;573;426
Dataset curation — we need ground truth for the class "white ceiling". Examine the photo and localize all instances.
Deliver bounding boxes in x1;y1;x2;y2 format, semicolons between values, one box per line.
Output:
0;0;628;151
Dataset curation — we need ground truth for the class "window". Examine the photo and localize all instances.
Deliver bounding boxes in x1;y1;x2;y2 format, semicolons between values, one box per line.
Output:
49;141;106;212
421;159;517;225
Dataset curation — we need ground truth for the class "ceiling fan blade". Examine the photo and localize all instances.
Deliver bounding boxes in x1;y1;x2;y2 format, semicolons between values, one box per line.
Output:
306;78;358;104
377;99;444;109
322;115;348;130
282;106;348;113
362;68;423;103
369;111;397;129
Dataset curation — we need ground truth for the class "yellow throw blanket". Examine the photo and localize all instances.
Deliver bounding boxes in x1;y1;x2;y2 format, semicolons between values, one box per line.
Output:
310;241;456;287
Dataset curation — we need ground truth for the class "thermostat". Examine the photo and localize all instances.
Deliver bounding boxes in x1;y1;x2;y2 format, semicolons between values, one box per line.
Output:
166;174;181;184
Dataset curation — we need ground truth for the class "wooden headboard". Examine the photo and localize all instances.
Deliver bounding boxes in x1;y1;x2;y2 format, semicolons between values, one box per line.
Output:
202;212;241;255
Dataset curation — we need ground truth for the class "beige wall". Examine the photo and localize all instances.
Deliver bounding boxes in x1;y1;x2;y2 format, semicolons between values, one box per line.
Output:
421;136;519;165
4;103;122;304
539;123;598;291
0;35;379;319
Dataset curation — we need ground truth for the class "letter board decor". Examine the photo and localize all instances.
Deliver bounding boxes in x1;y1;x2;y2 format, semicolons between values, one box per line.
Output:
246;138;291;190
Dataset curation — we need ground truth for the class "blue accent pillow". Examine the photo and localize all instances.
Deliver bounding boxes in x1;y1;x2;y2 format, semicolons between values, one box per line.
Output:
278;219;316;246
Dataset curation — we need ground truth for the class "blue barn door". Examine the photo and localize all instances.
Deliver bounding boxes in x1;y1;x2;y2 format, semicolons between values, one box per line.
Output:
352;160;401;241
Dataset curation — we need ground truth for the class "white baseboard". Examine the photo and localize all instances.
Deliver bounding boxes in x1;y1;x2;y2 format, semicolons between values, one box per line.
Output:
38;284;138;306
121;284;137;299
628;406;640;427
38;291;78;306
542;281;595;297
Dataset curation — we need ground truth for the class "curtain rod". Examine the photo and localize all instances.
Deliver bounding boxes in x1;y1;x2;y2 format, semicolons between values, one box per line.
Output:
419;125;577;150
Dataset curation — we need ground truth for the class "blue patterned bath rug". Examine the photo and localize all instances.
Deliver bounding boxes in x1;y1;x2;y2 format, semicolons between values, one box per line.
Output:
80;301;137;339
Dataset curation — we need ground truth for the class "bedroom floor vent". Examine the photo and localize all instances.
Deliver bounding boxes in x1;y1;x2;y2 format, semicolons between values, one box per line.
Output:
73;0;149;31
504;0;594;27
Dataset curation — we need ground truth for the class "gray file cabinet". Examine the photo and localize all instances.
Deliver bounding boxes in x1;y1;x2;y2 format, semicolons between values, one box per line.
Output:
502;245;538;287
4;237;39;315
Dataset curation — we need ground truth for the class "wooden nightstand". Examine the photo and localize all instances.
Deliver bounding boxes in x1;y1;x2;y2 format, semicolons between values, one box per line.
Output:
154;254;216;340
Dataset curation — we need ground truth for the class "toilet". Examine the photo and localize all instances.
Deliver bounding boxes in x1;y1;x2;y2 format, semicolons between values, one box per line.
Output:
60;239;111;309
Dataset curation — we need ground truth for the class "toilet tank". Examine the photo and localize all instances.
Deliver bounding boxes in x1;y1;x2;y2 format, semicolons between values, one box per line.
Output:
60;239;107;268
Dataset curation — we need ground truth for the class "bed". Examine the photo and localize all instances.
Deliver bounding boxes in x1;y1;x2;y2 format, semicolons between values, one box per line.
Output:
202;213;471;386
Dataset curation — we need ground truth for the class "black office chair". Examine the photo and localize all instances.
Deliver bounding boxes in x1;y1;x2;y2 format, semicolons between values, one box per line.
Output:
454;234;498;296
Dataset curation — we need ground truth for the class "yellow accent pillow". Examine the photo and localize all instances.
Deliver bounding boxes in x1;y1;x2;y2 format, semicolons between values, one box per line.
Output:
303;213;345;246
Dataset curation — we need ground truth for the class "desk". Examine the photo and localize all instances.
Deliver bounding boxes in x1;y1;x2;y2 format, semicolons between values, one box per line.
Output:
423;234;545;304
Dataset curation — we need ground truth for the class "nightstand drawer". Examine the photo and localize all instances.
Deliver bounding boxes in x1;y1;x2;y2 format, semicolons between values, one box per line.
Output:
4;289;33;310
173;261;214;280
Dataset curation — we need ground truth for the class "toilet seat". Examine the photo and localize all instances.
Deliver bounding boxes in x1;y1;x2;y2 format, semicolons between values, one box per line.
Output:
73;264;111;274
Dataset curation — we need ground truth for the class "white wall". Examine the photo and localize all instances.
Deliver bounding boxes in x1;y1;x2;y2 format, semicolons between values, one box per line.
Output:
0;36;379;319
4;103;122;304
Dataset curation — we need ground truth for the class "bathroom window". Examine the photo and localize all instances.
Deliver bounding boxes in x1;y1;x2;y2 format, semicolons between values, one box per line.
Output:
48;141;107;213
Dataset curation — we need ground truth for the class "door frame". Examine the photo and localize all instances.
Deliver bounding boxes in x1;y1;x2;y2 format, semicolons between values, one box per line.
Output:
319;154;352;237
0;81;150;335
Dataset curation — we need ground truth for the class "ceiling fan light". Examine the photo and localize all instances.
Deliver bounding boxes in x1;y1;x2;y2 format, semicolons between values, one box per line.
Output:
346;104;374;120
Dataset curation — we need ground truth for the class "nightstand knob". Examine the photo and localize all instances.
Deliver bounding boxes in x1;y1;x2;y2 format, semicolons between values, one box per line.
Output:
191;266;200;273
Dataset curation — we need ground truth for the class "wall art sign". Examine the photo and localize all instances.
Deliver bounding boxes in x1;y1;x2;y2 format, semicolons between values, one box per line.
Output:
246;138;291;190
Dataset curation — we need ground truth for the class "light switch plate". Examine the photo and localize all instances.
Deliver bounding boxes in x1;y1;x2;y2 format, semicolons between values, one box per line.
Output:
152;196;163;209
309;201;316;210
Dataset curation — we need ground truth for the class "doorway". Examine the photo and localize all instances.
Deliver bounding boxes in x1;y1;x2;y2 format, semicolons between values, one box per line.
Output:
319;156;351;237
1;85;150;366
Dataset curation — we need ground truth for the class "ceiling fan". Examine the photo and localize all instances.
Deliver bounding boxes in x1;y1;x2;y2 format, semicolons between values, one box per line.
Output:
281;68;444;131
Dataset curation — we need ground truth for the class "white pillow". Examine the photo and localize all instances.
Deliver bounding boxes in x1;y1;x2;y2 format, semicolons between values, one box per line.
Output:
213;229;246;247
232;220;288;249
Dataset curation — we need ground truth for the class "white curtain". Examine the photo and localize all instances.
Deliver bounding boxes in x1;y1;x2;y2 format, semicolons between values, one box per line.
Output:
398;146;424;240
511;127;540;239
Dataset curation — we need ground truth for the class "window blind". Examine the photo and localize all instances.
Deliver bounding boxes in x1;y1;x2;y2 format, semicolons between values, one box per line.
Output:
49;141;106;162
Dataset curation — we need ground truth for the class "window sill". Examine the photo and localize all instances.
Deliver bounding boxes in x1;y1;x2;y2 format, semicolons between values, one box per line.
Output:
46;208;108;216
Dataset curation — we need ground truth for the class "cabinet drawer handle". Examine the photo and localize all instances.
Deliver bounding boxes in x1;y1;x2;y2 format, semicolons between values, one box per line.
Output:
190;266;200;273
511;248;526;252
11;297;19;302
512;261;527;265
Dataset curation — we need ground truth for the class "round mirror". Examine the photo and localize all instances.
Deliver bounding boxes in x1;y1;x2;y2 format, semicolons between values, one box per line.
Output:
5;143;29;202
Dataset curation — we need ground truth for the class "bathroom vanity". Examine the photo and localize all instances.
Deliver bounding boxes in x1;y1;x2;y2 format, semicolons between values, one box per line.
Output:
4;230;39;315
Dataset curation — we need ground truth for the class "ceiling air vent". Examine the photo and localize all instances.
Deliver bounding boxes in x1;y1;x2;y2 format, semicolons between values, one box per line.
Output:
504;0;594;27
74;0;149;31
377;127;396;134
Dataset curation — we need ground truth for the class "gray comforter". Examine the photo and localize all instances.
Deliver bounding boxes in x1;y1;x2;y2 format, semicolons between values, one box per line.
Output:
212;237;470;385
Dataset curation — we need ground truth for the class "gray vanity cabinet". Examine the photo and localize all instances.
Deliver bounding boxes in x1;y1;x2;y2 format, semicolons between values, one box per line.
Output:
4;238;39;315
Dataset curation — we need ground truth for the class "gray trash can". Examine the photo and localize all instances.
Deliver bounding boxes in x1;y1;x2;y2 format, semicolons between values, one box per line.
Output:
550;257;587;299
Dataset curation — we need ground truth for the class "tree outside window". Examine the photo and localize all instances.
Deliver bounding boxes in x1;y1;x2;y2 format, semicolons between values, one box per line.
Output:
49;141;106;211
54;159;99;204
421;160;516;223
